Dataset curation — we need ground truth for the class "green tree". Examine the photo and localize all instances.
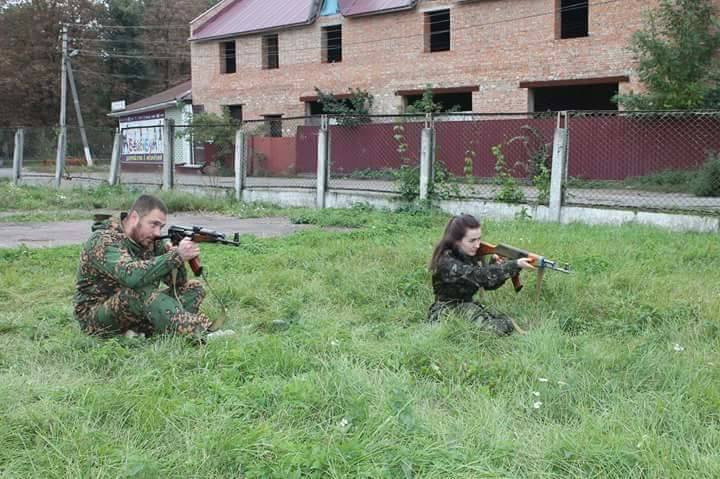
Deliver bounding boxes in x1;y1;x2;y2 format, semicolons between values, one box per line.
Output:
178;108;240;159
405;84;462;114
616;0;720;110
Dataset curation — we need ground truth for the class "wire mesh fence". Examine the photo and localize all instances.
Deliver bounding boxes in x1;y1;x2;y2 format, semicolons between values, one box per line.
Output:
114;123;163;187
0;128;14;169
565;111;720;215
434;112;556;203
243;116;317;189
3;110;719;218
20;127;59;180
327;114;427;194
172;122;234;190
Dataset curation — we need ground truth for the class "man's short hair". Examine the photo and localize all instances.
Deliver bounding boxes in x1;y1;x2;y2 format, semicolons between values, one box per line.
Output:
128;194;168;218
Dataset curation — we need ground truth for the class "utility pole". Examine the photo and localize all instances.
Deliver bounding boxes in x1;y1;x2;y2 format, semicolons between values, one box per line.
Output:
54;25;68;187
66;53;93;166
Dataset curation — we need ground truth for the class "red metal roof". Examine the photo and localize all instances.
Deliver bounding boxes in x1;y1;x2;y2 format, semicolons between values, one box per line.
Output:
339;0;417;17
190;0;419;41
191;0;322;42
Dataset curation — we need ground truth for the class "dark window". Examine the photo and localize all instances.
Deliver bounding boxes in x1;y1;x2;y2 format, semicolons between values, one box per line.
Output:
322;25;342;63
306;98;355;115
532;83;618;111
262;34;279;69
192;104;205;114
226;105;243;121
307;101;325;115
425;9;450;52
559;0;589;39
404;91;472;112
221;41;236;74
263;115;283;137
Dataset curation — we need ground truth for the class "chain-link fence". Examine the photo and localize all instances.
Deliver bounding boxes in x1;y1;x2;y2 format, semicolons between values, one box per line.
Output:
117;123;163;188
565;111;720;215
0;128;14;169
172;122;233;190
326;114;426;194
4;111;719;218
19;127;58;181
244;116;317;189
434;112;556;203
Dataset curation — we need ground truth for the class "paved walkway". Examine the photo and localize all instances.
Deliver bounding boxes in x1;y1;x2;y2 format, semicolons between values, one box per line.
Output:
0;214;316;249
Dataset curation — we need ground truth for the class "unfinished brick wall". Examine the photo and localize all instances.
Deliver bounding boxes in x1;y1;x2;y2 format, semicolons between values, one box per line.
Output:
189;0;708;119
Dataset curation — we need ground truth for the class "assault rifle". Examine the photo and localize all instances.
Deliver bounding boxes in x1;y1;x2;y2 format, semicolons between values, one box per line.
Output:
479;241;571;299
157;225;240;276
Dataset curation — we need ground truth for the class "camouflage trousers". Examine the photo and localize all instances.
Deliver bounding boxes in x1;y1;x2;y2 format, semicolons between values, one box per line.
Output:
77;280;211;337
427;300;515;335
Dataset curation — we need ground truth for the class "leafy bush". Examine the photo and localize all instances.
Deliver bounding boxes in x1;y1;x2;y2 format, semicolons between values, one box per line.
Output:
692;151;720;197
492;144;525;204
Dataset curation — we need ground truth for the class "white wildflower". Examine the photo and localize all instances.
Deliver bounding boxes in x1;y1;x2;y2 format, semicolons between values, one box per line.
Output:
538;377;549;383
330;340;339;347
532;391;540;397
673;343;684;352
338;417;352;432
532;401;543;409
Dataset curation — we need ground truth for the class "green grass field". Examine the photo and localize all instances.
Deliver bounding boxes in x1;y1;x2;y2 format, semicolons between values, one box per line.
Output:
1;183;719;478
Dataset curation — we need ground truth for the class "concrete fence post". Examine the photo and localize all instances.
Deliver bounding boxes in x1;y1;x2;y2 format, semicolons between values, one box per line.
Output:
108;129;122;186
12;128;24;185
162;119;175;191
549;111;569;222
316;115;329;209
234;129;247;202
419;113;435;201
54;127;67;188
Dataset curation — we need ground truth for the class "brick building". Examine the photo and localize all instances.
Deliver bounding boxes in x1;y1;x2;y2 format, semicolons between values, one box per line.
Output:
187;0;704;120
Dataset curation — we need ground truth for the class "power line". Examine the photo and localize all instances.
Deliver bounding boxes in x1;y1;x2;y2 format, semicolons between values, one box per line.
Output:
67;0;614;63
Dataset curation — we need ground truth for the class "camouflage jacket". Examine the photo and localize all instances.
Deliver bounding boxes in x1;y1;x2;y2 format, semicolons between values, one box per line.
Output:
73;216;187;319
432;249;521;303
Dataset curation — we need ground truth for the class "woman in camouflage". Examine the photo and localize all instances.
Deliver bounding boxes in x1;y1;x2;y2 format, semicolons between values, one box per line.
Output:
427;214;534;335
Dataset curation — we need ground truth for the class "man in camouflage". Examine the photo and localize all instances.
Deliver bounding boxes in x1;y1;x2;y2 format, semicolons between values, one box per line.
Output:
74;194;212;338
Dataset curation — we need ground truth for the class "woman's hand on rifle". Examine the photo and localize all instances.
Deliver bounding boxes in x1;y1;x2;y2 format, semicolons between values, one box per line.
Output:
517;258;536;271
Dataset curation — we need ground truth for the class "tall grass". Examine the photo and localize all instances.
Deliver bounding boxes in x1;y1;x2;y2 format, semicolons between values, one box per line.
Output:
1;190;720;477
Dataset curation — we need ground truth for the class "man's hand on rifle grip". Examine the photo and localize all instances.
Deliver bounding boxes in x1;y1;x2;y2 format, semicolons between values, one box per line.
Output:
176;237;200;262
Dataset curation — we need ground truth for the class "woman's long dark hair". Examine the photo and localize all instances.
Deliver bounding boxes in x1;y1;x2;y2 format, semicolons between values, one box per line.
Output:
429;214;481;272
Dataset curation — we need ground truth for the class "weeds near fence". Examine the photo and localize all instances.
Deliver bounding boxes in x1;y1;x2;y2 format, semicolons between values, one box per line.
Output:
492;144;525;203
692;151;720;197
393;124;459;202
507;125;552;205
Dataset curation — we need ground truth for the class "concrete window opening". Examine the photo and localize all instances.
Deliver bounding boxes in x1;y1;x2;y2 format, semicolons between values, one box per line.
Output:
305;98;354;115
226;105;243;121
425;9;450;52
322;25;342;63
404;91;472;112
531;83;618;111
558;0;589;39
220;41;236;74
262;34;279;70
